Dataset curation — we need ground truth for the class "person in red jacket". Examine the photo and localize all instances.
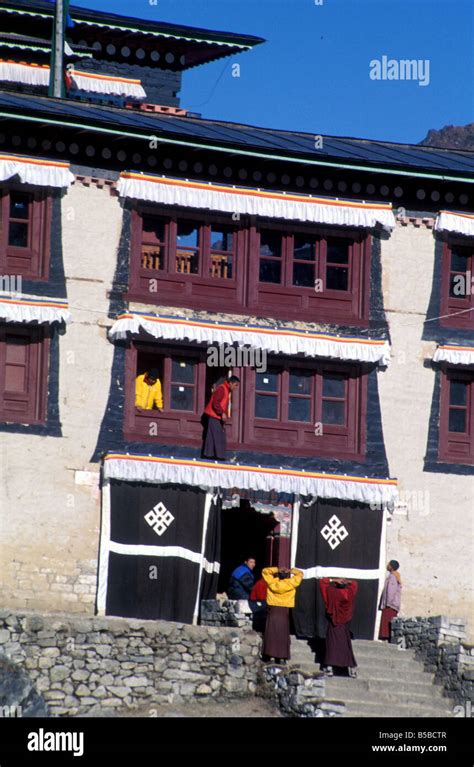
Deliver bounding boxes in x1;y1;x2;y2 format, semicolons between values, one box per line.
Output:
249;576;268;633
319;577;358;678
202;375;240;460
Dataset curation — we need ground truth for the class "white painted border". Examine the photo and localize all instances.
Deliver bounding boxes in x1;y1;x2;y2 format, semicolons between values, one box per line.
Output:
96;477;111;615
290;496;300;568
374;506;388;639
193;492;213;625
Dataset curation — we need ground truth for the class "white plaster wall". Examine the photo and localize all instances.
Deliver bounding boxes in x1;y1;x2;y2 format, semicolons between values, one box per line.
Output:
379;224;474;639
0;183;121;613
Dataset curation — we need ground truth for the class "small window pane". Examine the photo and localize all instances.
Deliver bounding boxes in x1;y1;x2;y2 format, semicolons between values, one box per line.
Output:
177;220;199;248
260;231;282;258
449;408;466;433
322;400;345;424
256;371;279;392
10;192;30;220
8;222;28;247
171;358;196;384
211;227;234;252
294;236;316;261
289;397;311;422
327;239;349;264
142;216;165;241
255;394;278;419
326;266;349;291
289;370;312;395
450;248;469;274
449;273;467;298
171;385;194;411
323;374;346;398
259;260;281;283
450;380;468;406
293;262;315;287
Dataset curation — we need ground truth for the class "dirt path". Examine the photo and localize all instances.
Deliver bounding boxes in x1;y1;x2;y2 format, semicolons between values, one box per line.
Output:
110;696;282;718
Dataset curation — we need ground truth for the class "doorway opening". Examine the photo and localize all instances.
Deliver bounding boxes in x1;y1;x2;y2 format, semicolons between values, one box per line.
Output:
218;500;279;593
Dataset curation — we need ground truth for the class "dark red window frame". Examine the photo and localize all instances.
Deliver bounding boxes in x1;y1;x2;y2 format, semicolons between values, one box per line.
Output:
440;238;474;330
128;206;245;313
245;359;366;458
128;207;371;325
124;342;240;446
438;366;474;465
0;323;49;424
247;223;368;324
0;185;52;280
124;341;367;458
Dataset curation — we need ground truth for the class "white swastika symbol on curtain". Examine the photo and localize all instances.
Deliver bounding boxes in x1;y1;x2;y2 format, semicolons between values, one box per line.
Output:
320;514;349;550
144;502;175;537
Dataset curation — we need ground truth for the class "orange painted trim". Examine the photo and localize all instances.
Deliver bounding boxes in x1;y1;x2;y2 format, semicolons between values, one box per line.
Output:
0;153;70;169
73;70;142;85
0;59;50;69
120;172;393;211
116;312;387;347
0;297;69;309
104;453;397;486
438;345;474;353
439;211;474;220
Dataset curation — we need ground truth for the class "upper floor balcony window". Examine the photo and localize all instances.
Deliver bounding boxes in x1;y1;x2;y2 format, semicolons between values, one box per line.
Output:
124;340;367;459
130;208;244;312
128;206;370;324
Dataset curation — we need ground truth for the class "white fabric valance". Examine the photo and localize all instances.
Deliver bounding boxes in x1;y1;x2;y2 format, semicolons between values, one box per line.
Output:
103;454;399;506
117;173;396;230
110;312;391;366
67;69;147;99
435;211;474;237
433;345;474;366
0;153;74;188
0;60;50;86
0;293;71;325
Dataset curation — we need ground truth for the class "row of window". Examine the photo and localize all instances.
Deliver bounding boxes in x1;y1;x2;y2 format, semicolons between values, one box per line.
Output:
1;185;473;328
1;326;472;465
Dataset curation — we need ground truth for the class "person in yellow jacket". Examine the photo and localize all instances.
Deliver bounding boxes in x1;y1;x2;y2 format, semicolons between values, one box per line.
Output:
135;368;163;410
261;566;304;664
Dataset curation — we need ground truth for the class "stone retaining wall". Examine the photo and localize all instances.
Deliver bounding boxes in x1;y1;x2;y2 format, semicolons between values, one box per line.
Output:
262;665;345;718
391;616;474;707
0;610;261;717
200;599;254;629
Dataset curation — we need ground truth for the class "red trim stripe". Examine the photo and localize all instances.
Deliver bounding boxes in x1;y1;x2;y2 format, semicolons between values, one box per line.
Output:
0;297;69;309
0;153;70;169
104;453;397;486
116;312;386;347
120;172;393;211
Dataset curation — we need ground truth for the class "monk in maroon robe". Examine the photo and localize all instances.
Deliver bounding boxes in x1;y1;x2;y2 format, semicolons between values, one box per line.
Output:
319;577;358;678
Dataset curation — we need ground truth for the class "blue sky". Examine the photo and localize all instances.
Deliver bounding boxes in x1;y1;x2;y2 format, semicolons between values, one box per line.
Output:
77;0;473;144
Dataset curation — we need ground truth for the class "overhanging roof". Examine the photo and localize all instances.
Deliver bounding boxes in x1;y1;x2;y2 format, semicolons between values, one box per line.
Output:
0;1;265;69
0;90;473;181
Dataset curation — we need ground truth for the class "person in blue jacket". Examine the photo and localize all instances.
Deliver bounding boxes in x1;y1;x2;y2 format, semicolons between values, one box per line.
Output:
227;557;256;599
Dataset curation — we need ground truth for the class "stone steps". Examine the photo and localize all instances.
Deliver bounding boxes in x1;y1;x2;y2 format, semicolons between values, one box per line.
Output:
344;701;454;718
324;676;441;696
288;637;454;718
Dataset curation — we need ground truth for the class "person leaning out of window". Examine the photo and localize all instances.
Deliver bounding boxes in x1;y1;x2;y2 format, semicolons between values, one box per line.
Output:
135;368;163;411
